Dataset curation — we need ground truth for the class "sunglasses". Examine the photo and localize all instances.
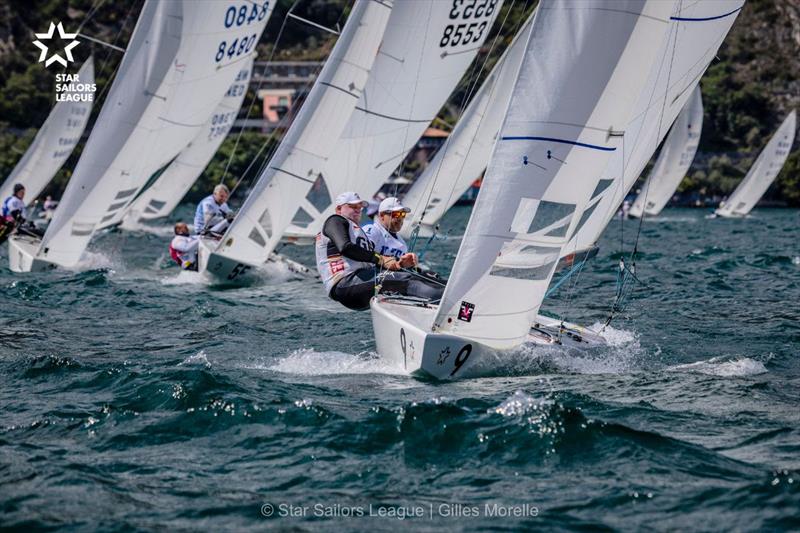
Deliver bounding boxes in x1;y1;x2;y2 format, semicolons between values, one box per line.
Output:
388;211;407;219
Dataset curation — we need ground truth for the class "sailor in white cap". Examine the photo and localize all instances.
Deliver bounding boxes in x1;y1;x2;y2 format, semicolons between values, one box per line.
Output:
364;197;417;266
315;192;443;310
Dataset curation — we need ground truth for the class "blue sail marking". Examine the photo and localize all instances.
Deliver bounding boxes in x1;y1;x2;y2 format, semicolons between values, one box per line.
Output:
670;6;742;22
500;136;616;152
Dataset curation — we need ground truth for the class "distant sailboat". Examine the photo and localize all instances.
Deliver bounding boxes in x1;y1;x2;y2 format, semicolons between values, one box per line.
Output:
400;13;533;240
123;56;255;223
281;0;505;244
0;57;94;203
370;0;673;379
629;86;703;218
714;110;796;218
197;0;392;282
9;1;273;272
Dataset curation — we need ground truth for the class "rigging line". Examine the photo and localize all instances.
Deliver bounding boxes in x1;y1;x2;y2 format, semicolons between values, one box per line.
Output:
631;0;681;261
221;0;301;186
416;0;529;232
74;0;107;35
227;0;353;200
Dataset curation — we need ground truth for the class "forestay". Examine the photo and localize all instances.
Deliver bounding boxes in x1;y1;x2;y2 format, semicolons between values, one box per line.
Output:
432;0;673;348
629;86;703;218
400;13;533;239
126;55;255;221
715;110;797;217
211;0;391;268
0;57;94;202
38;0;272;267
283;0;504;240
563;0;744;255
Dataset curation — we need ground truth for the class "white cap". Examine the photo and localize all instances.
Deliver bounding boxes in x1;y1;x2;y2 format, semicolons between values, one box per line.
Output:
378;197;410;214
335;191;368;207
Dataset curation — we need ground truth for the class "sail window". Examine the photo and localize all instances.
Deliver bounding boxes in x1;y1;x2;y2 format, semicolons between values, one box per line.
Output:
569;201;599;239
115;188;138;200
490;261;557;280
527;200;575;238
590;179;614;200
258;209;273;239
291;207;314;228
305;175;332;212
248;228;266;247
148;199;167;210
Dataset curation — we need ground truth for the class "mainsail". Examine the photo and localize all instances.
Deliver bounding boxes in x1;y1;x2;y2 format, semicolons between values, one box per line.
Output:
126;55;255;221
210;0;392;269
431;0;674;348
0;57;94;202
400;13;533;239
563;0;744;255
629;86;703;218
715;110;797;217
283;0;504;240
37;0;272;267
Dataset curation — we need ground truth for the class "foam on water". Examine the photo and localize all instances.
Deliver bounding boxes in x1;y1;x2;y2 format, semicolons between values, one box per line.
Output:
667;356;768;377
640;215;699;223
71;250;118;272
179;350;211;367
119;217;173;237
265;348;406;376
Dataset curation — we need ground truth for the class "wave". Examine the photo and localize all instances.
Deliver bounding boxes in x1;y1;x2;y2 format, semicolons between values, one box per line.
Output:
667;356;768;377
264;348;407;376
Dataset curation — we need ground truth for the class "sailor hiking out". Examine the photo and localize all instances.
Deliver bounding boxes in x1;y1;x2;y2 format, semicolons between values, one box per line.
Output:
316;192;443;311
169;222;199;271
1;184;44;241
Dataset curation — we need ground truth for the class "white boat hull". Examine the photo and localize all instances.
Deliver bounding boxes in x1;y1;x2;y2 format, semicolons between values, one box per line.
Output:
8;236;55;273
198;237;311;284
370;296;606;380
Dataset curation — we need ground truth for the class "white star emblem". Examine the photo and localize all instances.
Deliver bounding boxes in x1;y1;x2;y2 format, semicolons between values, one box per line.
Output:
33;22;80;68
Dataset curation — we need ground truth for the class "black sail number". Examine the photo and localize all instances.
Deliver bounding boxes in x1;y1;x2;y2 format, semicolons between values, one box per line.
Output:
400;328;407;369
450;344;472;376
441;0;496;48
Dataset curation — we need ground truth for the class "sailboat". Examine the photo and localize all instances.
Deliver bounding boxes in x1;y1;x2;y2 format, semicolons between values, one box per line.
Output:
197;0;391;282
9;1;273;272
714;110;797;218
370;0;674;379
628;86;703;218
122;56;255;224
0;57;94;203
280;0;505;245
400;13;533;240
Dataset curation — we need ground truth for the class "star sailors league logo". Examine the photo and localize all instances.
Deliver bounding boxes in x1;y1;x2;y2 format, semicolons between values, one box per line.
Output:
33;22;80;68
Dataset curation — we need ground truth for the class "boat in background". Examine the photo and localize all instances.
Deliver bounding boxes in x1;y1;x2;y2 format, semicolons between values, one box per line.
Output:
714;110;796;218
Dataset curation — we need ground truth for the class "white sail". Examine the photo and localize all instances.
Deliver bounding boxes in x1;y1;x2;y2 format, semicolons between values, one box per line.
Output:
430;0;674;349
563;0;743;255
629;86;703;218
0;57;94;202
205;0;392;275
715;110;797;217
283;0;504;240
126;55;255;221
400;13;533;239
36;0;273;268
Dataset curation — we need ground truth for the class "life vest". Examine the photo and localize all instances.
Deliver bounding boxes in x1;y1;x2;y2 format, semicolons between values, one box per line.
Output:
168;243;182;265
316;217;374;295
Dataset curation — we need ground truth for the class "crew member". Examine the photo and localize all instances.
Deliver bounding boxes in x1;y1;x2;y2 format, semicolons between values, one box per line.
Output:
1;184;43;238
169;222;199;271
316;192;443;311
364;197;414;261
43;195;58;220
194;184;233;236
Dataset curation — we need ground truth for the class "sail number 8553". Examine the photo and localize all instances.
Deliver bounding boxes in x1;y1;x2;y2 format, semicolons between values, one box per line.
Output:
440;0;498;48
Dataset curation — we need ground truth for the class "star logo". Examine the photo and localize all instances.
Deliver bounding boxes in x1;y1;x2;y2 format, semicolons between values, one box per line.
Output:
33;22;80;68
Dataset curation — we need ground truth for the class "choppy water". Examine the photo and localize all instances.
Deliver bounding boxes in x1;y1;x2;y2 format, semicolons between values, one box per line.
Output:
2;207;799;530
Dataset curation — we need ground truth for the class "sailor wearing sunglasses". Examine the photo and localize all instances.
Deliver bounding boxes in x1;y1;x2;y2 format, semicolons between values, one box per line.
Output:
363;197;417;267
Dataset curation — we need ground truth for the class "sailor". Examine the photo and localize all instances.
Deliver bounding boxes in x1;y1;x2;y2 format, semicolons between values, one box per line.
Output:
169;222;199;271
194;184;233;236
42;195;58;220
1;184;43;238
316;192;443;311
364;197;415;262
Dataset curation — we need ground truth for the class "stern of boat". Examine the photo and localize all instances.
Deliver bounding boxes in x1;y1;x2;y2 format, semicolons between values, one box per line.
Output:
8;236;55;273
